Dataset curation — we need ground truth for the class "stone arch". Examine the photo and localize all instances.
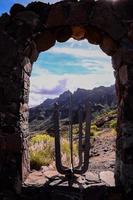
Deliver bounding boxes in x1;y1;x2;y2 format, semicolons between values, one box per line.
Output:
0;0;133;193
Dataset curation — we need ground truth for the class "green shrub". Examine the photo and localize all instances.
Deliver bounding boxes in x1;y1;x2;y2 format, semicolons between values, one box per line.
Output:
29;133;78;170
31;133;53;145
110;119;117;129
91;124;100;131
90;125;101;137
30;149;54;170
90;130;95;136
30;134;54;170
107;109;117;116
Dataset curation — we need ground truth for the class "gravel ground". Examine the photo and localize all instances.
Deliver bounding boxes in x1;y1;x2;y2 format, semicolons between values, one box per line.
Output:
89;128;116;173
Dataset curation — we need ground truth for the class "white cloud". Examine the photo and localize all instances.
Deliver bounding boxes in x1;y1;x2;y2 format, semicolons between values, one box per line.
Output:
29;66;115;107
62;38;90;48
49;46;106;59
81;59;112;73
29;39;114;107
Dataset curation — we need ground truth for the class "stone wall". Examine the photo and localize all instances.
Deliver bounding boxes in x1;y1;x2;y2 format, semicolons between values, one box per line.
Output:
0;30;23;192
0;0;133;193
112;47;133;189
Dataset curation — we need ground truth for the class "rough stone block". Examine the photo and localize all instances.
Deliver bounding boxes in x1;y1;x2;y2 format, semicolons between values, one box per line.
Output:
35;30;56;52
22;138;30;181
0;31;17;66
10;3;25;17
4;112;19;126
46;4;66;27
56;26;72;43
25;41;39;62
72;26;86;40
7;102;18;114
113;0;133;21
14;10;39;29
85;25;102;45
26;1;50;22
85;171;100;182
20;103;29;113
67;3;88;25
100;171;115;187
0;134;21;152
89;1;126;40
23;78;30;92
100;35;118;56
112;48;123;70
0;13;10;29
123;49;133;64
119;65;128;85
22;57;32;76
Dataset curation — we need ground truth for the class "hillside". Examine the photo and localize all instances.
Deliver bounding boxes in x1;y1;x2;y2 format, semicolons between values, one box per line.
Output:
29;85;116;132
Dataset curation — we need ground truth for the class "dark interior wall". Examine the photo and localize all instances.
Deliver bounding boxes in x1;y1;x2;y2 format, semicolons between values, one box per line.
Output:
0;0;133;193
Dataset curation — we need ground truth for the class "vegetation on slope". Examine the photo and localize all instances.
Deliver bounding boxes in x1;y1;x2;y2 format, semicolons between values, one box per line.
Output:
29;108;117;170
29;133;78;170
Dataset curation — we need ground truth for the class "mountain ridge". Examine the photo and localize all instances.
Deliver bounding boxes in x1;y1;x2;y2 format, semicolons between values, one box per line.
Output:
29;85;116;132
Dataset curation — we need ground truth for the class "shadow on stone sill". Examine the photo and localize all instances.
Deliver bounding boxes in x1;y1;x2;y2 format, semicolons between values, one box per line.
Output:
0;175;132;200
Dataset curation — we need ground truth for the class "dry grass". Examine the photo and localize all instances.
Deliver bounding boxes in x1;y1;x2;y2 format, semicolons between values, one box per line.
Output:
30;134;54;170
29;133;78;170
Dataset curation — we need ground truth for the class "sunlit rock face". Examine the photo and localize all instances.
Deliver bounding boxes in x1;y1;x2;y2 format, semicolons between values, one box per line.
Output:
0;0;133;194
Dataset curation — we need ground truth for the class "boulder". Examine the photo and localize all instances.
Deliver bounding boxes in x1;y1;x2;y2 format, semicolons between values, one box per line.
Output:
100;35;118;56
119;65;128;86
89;0;126;40
112;48;123;70
122;48;133;64
14;10;39;29
24;170;47;186
26;2;50;22
67;3;90;25
10;3;25;17
85;172;100;183
25;41;39;62
85;26;102;45
112;0;133;21
72;26;86;40
0;13;10;30
22;57;32;76
0;31;17;66
20;103;29;113
56;26;72;43
100;171;115;186
46;4;66;27
35;30;56;52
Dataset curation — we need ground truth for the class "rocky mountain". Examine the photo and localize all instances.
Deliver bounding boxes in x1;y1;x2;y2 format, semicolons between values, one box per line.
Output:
29;85;116;132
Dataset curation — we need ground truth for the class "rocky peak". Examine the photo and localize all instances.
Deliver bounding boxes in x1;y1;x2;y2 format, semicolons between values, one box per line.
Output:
58;90;72;104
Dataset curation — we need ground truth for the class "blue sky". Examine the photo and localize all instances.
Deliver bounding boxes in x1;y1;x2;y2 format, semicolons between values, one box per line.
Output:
0;0;59;14
0;0;115;107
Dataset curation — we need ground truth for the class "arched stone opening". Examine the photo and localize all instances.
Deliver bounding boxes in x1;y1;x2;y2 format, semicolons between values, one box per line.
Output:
0;0;133;195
